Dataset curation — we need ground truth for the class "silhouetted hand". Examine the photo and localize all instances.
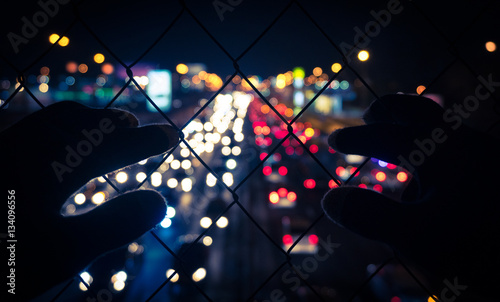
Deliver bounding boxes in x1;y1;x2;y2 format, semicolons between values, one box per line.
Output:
1;101;179;300
322;94;500;301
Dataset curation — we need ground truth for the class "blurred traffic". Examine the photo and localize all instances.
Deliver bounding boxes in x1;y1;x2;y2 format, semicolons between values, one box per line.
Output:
4;57;431;302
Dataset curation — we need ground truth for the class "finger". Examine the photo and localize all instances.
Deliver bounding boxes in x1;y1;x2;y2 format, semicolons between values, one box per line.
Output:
23;101;138;129
322;186;419;244
363;94;444;127
56;124;179;196
73;107;139;128
68;190;166;257
328;123;414;164
46;102;139;129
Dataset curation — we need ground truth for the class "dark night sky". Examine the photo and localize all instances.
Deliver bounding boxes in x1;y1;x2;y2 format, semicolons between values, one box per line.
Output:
1;0;498;98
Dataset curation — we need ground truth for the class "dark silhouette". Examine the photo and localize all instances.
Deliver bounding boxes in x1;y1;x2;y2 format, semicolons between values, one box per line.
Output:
1;101;179;300
4;95;500;301
322;94;500;301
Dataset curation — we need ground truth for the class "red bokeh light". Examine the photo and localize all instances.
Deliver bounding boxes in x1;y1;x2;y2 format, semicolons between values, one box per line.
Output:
277;187;288;198
304;179;316;189
308;234;319;245
283;234;293;245
263;166;272;176
278;166;288;176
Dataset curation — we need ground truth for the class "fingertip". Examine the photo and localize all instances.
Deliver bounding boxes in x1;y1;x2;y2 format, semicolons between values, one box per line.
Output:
363;94;444;126
157;125;180;149
140;124;180;154
109;108;139;127
327;128;348;153
322;187;349;226
70;190;168;250
327;129;339;148
138;189;168;227
322;186;407;243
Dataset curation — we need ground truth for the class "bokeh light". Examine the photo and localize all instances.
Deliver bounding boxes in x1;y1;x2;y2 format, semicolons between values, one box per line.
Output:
358;50;369;61
485;41;496;52
94;53;105;64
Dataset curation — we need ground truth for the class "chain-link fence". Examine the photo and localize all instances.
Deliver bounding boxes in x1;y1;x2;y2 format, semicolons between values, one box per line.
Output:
2;0;499;301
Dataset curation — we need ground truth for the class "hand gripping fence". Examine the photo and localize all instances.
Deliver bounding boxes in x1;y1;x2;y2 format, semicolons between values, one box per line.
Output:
1;0;499;301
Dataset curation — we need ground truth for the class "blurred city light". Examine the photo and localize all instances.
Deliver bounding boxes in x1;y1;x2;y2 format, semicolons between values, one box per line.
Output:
39;83;49;93
486;41;496;52
203;236;213;246
176;63;189;74
101;63;114;74
269;192;279;204
358;50;369;61
136;172;147;182
116;171;128;183
282;234;293;245
166;206;176;218
331;63;342;73
66;61;78;73
192;268;207;282
216;216;229;228
181;178;193;192
78;64;88;73
160;217;172;228
79;272;93;291
416;85;426;95
91;192;105;205
151;172;162;187
226;159;237;169
74;193;86;205
113;280;125;291
200;217;212;228
312;67;322;77
166;269;179;282
58;36;69;47
93;53;105;64
49;33;59;44
222;172;234;186
397;171;408;182
375;171;386;182
167;178;178;188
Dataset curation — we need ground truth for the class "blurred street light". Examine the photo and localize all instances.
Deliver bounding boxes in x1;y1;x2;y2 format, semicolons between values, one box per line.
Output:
94;53;105;64
358;50;369;61
486;41;496;52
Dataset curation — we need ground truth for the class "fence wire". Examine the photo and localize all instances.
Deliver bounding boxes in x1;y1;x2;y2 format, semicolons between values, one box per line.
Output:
1;0;499;301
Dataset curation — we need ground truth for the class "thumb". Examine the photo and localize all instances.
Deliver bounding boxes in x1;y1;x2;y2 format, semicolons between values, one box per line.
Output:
68;190;166;256
328;123;415;165
322;187;419;245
